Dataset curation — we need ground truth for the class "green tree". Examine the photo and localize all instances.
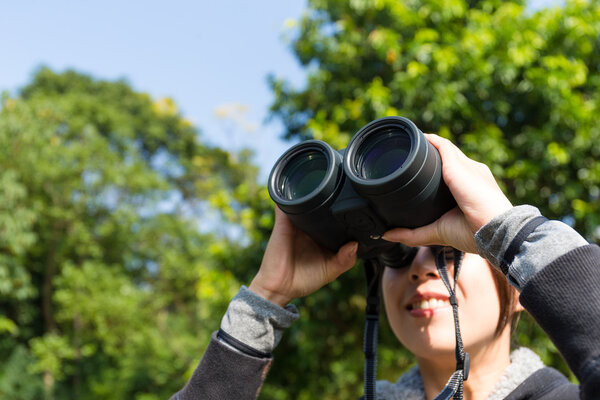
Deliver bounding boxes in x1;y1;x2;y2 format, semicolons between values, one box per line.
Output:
0;68;271;399
266;0;600;398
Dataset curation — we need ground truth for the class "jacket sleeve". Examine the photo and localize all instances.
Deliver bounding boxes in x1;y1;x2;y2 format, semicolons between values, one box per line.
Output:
170;286;299;400
519;244;600;399
475;205;600;399
169;331;273;400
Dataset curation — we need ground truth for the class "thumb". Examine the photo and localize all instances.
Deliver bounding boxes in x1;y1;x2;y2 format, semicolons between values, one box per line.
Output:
330;241;358;277
382;222;442;247
382;208;477;253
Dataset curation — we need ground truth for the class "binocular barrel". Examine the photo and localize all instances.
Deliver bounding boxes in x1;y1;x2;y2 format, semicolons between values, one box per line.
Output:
268;116;455;263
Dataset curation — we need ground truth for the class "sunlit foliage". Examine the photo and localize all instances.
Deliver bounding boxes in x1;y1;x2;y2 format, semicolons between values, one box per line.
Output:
0;67;271;399
266;0;600;397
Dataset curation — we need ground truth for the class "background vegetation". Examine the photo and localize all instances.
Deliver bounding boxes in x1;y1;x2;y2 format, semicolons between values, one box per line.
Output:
1;0;599;399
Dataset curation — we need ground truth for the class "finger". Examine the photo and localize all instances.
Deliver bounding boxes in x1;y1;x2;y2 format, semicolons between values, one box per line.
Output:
273;205;297;236
424;134;476;193
424;133;467;161
273;205;288;224
382;222;442;247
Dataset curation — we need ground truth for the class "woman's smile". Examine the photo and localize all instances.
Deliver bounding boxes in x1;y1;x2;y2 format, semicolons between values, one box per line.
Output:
405;292;452;317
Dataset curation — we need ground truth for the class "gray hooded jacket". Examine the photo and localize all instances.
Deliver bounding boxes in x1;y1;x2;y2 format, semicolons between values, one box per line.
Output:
171;206;600;399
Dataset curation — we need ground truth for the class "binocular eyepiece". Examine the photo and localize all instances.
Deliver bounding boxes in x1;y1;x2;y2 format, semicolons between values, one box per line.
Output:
268;116;456;266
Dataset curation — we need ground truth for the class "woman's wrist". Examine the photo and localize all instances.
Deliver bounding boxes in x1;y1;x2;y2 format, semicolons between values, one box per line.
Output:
220;286;300;354
248;280;292;308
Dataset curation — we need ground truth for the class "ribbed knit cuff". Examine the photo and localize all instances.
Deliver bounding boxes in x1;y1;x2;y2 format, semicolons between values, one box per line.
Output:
220;286;299;354
475;205;588;290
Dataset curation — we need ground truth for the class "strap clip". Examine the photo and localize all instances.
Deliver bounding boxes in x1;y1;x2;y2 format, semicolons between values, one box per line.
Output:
448;293;457;306
457;353;470;381
365;296;380;319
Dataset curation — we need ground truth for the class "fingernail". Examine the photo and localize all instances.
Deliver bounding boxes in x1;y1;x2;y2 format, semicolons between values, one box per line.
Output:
350;242;358;255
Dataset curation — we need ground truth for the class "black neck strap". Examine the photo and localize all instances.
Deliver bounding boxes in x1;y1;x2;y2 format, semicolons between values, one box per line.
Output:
432;247;469;400
363;258;382;400
361;248;469;400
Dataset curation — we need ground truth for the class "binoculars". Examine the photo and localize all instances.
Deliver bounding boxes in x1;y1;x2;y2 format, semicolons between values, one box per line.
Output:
268;116;456;267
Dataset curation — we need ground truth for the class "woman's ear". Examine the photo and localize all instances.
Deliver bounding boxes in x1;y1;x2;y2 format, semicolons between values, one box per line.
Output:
513;295;525;313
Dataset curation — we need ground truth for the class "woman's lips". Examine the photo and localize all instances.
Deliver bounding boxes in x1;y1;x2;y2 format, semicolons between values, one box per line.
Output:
406;293;451;317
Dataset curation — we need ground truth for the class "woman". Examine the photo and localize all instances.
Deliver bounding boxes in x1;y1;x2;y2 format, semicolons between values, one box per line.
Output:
171;135;600;399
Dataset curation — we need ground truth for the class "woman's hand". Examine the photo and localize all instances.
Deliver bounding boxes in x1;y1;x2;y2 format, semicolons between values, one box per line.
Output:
383;134;512;253
249;207;358;307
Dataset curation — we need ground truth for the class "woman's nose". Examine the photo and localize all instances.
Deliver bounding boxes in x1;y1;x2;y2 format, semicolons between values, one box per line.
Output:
407;247;440;283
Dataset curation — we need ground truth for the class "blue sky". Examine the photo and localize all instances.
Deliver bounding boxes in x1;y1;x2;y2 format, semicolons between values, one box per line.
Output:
0;1;306;180
0;0;560;180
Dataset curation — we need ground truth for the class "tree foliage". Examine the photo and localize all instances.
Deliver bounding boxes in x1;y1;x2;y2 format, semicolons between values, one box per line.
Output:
266;0;600;397
2;1;600;398
0;67;271;399
271;0;600;239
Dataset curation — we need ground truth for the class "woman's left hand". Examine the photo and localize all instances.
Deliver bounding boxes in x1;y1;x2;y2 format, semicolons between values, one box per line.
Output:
249;206;358;307
383;134;512;253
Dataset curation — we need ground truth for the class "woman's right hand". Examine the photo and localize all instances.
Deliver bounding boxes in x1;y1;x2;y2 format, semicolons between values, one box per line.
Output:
249;206;358;307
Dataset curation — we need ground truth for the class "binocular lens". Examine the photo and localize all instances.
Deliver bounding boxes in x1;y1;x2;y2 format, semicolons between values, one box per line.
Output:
279;150;328;200
356;128;411;179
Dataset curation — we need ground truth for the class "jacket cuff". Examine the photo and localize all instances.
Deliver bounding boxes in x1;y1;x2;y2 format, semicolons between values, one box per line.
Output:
219;286;299;354
474;205;588;290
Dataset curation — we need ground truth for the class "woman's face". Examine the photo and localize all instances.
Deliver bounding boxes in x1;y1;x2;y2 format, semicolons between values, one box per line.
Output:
382;247;503;361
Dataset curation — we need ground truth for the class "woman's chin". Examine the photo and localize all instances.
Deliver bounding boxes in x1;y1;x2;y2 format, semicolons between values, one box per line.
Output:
394;322;458;357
